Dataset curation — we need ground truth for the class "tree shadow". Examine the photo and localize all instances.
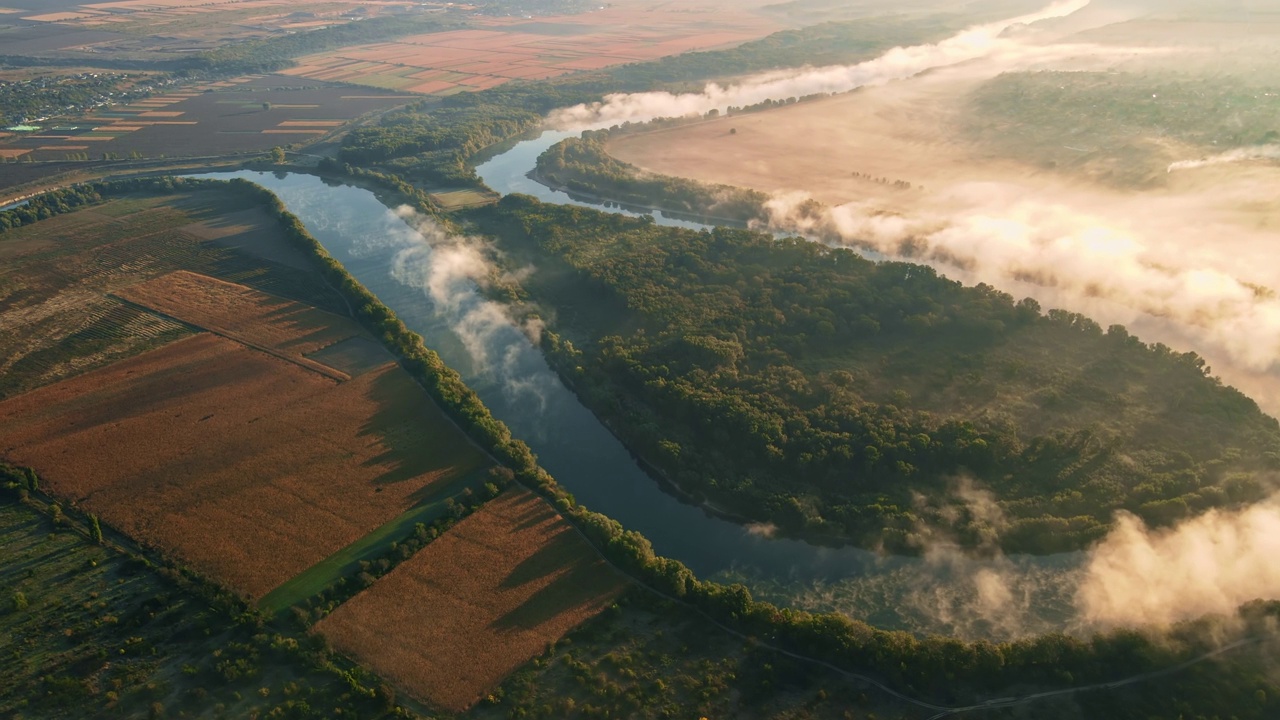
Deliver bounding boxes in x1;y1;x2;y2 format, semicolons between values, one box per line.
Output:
490;548;622;632
356;367;483;502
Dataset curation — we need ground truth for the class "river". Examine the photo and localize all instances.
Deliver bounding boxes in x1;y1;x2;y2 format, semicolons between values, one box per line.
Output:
195;167;1085;639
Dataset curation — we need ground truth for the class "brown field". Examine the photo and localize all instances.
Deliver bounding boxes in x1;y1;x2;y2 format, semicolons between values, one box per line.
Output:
0;74;412;168
282;2;781;96
115;270;370;379
314;487;627;712
0;315;490;598
0;190;352;399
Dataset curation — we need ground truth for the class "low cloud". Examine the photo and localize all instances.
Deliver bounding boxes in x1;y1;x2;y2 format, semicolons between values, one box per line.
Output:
1076;495;1280;629
1168;144;1280;172
759;188;1280;374
388;206;554;412
547;0;1092;130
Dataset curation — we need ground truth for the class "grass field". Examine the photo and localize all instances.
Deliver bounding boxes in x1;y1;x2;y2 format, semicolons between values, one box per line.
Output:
0;498;398;719
314;487;627;712
0;190;348;400
430;187;500;210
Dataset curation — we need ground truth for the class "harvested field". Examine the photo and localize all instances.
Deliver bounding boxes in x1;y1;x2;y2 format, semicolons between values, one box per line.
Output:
314;487;627;712
115;270;367;377
0;191;347;397
0;74;412;164
282;2;780;96
0;328;491;599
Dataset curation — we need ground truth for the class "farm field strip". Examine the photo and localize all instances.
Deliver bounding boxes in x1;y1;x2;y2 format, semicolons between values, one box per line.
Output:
256;467;490;616
0;324;491;599
313;487;628;712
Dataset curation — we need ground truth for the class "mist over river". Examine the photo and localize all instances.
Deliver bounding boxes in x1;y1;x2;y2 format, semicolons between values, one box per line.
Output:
194;169;1088;639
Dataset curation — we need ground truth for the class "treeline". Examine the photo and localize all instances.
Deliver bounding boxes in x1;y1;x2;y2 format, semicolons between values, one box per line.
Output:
12;179;1278;710
536;136;769;223
339;13;979;188
291;469;512;628
465;195;1280;555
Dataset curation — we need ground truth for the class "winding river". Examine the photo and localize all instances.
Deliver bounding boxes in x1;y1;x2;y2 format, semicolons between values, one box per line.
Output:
195;164;1086;640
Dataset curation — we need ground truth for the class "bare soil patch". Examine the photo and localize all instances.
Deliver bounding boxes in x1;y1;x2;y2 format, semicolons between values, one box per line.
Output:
313;487;626;712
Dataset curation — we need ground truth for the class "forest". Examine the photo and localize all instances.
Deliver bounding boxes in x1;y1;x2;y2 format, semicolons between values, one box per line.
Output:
535;135;770;223
466;195;1280;554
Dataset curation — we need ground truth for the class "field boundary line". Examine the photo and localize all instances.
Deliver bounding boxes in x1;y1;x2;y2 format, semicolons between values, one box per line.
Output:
109;293;351;383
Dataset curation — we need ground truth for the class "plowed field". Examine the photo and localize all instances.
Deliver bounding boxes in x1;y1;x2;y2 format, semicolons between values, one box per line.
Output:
314;488;627;712
0;328;489;599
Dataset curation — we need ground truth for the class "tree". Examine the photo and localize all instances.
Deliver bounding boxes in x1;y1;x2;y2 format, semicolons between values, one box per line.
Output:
262;101;272;111
89;513;103;545
270;146;286;164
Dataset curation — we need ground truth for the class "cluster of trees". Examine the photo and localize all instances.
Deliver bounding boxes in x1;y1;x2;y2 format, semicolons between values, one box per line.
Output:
339;103;544;185
292;470;512;628
467;195;1280;554
536;136;770;223
0;72;142;125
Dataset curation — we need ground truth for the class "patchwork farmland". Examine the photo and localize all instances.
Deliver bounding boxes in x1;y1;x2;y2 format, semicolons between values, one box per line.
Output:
0;187;635;714
0;271;492;599
281;4;780;95
0;0;432;60
314;487;628;711
0;74;413;165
